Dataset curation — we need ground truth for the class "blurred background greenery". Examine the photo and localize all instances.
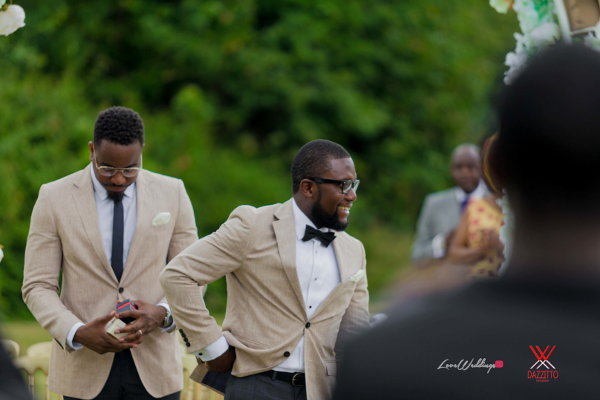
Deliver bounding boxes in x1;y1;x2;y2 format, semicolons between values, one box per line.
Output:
0;0;518;323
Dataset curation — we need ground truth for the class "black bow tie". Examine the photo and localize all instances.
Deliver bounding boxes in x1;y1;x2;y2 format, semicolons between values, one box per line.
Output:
302;225;336;248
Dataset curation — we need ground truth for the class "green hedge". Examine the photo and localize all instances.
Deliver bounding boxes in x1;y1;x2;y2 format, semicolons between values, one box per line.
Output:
0;0;518;318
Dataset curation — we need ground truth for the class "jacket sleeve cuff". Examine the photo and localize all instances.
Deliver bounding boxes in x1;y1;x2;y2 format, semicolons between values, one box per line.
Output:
67;322;86;350
432;233;447;259
193;336;229;362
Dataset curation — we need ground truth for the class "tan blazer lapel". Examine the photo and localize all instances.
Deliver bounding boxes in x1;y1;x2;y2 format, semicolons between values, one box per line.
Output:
71;165;117;283
273;200;307;313
333;236;352;283
120;170;153;283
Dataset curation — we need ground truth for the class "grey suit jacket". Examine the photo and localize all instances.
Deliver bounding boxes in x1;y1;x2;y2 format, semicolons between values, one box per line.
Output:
411;188;460;261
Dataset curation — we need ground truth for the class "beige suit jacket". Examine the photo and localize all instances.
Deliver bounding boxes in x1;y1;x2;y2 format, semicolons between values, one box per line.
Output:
160;199;370;400
22;165;199;399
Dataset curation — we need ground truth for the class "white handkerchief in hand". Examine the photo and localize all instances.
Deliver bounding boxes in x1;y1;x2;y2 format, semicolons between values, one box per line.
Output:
152;212;171;226
349;269;365;283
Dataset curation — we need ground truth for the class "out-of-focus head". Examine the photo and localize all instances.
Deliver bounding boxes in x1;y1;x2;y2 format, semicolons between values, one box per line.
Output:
89;106;145;201
497;44;600;220
450;144;482;193
292;139;357;231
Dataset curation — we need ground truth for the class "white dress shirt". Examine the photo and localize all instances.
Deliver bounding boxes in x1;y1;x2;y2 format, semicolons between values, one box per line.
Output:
66;166;172;350
431;180;488;259
195;198;341;374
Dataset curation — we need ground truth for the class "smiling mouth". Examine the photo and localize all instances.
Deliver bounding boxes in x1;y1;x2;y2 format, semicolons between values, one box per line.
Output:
339;206;351;213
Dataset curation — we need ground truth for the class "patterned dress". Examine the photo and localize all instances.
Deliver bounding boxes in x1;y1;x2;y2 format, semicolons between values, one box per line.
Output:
465;198;505;279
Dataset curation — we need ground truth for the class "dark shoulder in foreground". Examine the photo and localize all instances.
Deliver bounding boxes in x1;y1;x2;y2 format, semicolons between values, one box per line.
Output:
334;279;600;400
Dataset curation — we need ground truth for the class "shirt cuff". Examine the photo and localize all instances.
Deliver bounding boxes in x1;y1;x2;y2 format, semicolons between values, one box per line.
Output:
67;322;85;350
432;233;447;259
193;336;229;362
157;303;175;332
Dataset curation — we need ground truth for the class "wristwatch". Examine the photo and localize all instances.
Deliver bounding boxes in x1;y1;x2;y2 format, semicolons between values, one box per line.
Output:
162;308;173;328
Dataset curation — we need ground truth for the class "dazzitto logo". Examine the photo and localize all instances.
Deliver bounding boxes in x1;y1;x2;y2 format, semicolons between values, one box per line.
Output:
528;346;558;383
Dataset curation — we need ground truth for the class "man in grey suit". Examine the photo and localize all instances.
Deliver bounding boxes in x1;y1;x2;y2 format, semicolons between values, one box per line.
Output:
411;144;487;263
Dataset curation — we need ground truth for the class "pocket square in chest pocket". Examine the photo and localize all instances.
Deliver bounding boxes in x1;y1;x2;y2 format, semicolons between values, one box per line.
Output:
152;212;171;226
349;269;365;283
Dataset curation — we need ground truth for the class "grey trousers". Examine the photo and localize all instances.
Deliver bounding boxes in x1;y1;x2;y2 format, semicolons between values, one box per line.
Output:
225;372;307;400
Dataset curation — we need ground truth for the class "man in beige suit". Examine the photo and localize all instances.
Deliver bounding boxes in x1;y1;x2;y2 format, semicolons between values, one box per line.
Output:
160;139;370;400
22;107;198;399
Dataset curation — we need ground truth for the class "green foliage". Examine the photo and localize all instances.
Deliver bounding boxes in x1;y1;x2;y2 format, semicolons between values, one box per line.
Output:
0;0;518;318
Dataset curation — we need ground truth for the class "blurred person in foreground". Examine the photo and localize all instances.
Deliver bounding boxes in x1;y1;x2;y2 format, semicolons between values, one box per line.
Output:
22;107;198;399
160;140;369;400
411;144;488;265
447;139;504;279
0;343;31;400
334;44;600;399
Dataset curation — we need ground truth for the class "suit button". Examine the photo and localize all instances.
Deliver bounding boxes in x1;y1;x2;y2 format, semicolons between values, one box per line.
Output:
184;338;189;343
118;287;124;294
186;343;190;347
179;329;184;334
181;333;186;338
199;353;203;356
305;322;311;329
284;351;290;357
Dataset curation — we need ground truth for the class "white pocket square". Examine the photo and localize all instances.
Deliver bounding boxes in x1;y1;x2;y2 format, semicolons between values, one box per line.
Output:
152;212;171;226
349;269;365;283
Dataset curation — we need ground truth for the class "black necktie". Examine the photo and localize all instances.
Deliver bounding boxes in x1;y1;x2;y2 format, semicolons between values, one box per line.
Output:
111;198;124;281
302;225;336;248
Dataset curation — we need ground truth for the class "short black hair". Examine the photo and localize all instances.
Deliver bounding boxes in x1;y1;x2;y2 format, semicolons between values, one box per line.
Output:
291;139;351;193
497;44;600;216
93;106;145;148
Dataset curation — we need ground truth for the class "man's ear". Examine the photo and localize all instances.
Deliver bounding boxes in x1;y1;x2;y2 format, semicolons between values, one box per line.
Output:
299;180;316;199
88;141;94;162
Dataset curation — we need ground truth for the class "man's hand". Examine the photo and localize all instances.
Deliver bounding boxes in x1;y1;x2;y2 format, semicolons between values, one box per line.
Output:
206;347;236;373
114;300;166;345
73;314;138;354
444;229;457;250
481;229;504;252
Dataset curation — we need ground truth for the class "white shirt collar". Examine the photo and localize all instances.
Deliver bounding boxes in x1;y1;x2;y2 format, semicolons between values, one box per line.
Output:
292;198;328;241
90;163;135;201
455;180;487;203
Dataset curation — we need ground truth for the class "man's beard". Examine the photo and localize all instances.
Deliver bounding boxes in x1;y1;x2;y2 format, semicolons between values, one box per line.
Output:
106;189;125;202
311;193;349;232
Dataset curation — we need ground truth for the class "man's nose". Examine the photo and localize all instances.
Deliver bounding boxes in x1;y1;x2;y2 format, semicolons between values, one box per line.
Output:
345;188;357;201
111;172;126;186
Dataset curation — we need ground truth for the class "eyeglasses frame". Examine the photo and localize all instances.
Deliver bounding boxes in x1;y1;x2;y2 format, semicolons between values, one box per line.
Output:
307;177;360;194
93;153;143;178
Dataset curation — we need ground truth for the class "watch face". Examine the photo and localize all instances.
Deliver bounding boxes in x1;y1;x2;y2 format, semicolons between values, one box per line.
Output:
164;310;172;327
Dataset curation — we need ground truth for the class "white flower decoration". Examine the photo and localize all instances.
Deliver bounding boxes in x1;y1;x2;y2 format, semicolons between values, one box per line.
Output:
0;4;26;37
529;22;561;47
0;246;4;264
0;1;5;7
490;0;514;14
504;50;528;84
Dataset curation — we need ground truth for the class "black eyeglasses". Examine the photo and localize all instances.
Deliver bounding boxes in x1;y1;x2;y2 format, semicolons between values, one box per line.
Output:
308;178;360;194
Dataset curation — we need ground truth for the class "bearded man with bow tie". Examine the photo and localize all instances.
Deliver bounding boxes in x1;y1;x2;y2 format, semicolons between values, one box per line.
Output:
160;139;370;400
23;106;199;399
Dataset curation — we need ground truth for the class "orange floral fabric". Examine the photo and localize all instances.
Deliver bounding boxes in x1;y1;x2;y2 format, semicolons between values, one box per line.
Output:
465;198;505;279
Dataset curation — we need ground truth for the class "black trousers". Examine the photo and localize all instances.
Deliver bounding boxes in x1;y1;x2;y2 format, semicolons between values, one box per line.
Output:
225;372;307;400
64;350;180;400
